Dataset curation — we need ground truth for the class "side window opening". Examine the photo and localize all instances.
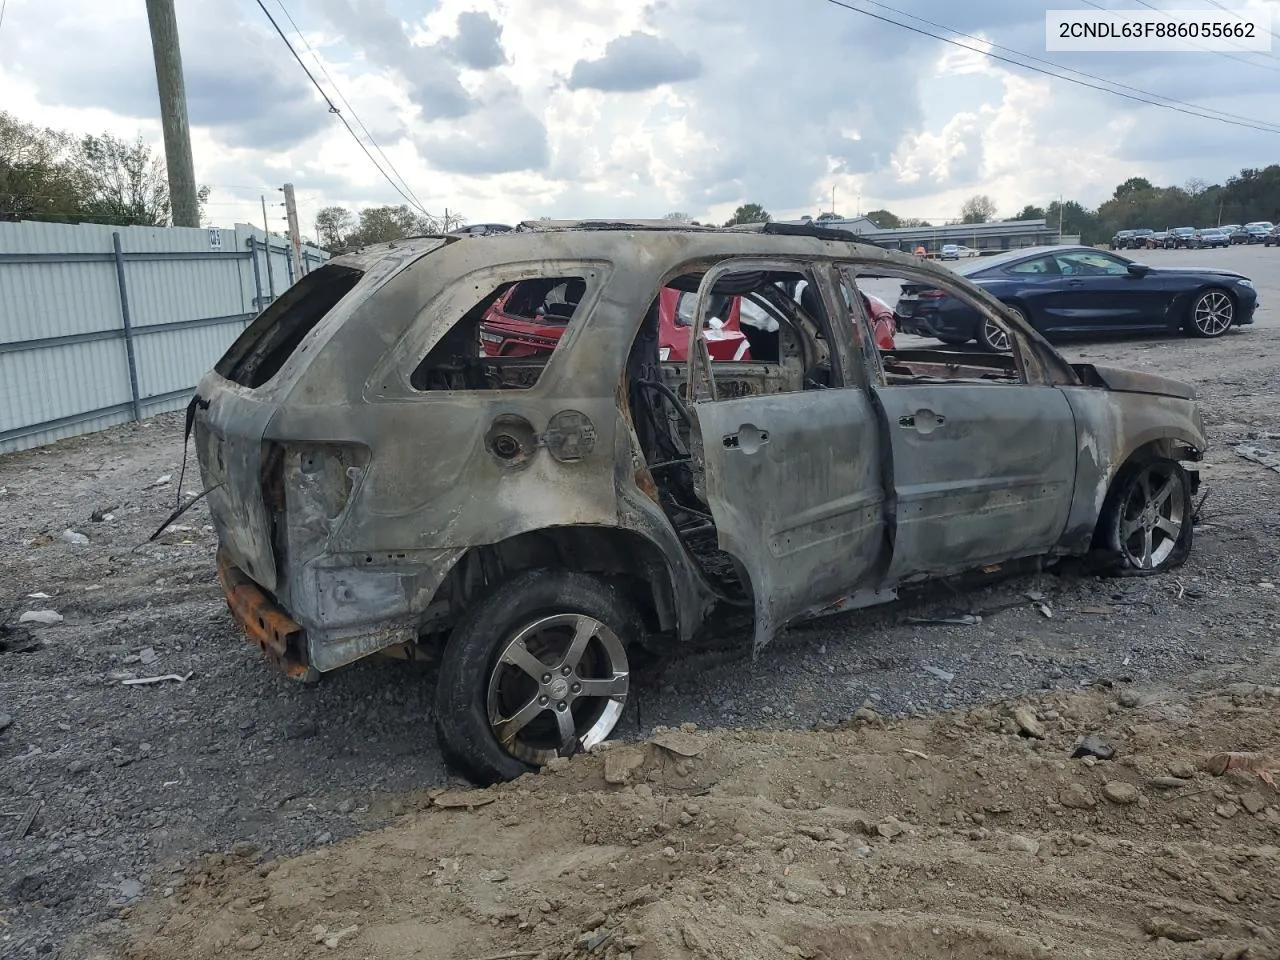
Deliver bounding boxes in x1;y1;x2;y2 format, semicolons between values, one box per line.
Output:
216;264;363;388
410;275;586;391
840;263;1029;386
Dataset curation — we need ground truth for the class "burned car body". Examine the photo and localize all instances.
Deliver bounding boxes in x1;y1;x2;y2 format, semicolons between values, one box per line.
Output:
194;223;1205;783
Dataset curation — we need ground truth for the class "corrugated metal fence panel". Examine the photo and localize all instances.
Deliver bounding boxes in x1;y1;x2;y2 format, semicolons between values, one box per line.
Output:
0;219;327;455
0;221;124;342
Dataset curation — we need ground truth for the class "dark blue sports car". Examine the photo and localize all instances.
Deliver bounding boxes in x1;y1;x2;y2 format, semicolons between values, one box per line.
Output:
895;245;1258;351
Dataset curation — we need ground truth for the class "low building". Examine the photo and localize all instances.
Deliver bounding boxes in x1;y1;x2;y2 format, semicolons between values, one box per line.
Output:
785;215;1078;254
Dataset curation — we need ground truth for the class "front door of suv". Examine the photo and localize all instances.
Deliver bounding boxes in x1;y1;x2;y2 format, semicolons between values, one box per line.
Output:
683;258;889;648
838;264;1078;581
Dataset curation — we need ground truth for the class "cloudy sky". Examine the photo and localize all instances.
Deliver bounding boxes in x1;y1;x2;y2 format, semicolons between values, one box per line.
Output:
2;0;1278;235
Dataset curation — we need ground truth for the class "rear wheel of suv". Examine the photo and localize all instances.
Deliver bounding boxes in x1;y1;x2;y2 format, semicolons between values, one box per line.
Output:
434;569;642;784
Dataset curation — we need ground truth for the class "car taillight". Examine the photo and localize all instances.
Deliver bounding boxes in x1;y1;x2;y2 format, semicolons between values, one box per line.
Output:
919;290;946;299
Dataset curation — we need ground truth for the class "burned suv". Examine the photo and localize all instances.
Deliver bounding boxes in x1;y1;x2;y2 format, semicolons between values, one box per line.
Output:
194;222;1205;784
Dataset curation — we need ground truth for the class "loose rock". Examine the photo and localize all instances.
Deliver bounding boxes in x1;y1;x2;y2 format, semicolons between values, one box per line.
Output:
1102;781;1139;805
1013;706;1045;739
1060;784;1097;810
603;745;647;785
18;610;63;626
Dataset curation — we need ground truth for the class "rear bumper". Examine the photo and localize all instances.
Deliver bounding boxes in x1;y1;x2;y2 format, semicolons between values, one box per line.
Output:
216;548;315;681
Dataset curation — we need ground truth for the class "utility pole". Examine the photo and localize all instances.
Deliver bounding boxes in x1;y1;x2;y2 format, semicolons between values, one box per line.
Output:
831;184;836;217
281;183;305;276
144;0;200;227
260;195;276;301
1058;194;1064;241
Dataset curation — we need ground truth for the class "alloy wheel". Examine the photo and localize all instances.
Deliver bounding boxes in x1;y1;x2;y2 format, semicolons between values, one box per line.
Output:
1114;463;1187;570
1192;290;1233;337
981;318;1012;352
486;613;628;766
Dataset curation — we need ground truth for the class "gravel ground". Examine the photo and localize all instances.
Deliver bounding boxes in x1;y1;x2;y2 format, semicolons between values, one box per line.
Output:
2;244;1278;958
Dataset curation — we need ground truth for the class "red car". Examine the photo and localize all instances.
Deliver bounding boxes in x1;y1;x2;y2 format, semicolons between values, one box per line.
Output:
865;293;897;350
480;279;893;359
480;280;750;362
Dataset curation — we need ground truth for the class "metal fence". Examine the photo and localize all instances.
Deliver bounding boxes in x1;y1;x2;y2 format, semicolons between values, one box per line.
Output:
0;220;327;453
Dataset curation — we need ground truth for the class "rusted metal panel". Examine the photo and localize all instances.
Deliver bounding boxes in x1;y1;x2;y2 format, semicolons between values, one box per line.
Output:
216;548;313;681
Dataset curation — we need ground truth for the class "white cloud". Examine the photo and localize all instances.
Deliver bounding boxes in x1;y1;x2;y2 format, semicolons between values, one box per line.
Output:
1;0;1277;231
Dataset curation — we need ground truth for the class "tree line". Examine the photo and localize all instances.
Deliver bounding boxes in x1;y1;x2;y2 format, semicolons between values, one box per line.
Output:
1;111;209;227
314;204;467;250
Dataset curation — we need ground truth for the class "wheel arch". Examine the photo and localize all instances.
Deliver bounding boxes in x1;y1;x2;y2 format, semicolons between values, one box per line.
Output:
446;525;683;639
1090;437;1200;548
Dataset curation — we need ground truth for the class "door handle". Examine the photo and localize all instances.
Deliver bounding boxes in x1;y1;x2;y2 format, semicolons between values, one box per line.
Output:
1067;279;1085;287
898;410;945;433
723;424;769;453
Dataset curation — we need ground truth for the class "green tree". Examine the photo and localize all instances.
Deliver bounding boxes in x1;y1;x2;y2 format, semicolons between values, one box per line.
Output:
347;204;434;246
815;211;842;221
899;217;932;228
960;194;997;224
663;211;692;222
0;111;85;222
315;205;354;249
76;134;182;226
723;203;771;226
1112;177;1153;200
1014;204;1046;221
862;208;900;228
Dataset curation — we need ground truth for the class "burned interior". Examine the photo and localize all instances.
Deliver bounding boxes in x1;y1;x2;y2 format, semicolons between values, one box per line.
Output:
410;275;588;391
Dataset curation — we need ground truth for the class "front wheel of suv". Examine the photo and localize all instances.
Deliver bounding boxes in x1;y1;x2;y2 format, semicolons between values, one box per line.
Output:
434;569;642;784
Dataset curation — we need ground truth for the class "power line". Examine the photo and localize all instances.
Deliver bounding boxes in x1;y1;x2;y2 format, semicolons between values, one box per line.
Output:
1084;0;1280;71
1199;0;1280;45
849;0;1280;132
251;0;432;218
269;0;430;216
819;0;1280;133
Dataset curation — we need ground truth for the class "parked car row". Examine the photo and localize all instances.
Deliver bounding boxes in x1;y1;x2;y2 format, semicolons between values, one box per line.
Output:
1114;222;1275;249
899;245;1257;351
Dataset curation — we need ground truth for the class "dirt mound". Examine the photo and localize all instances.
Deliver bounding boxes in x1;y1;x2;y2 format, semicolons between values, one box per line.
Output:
109;684;1280;960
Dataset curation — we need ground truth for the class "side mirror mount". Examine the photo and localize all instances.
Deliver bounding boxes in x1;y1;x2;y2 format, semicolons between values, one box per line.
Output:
1127;262;1151;277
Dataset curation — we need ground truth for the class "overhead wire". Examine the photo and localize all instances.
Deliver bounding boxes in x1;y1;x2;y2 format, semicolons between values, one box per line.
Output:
1199;0;1280;46
251;0;433;218
819;0;1280;133
269;0;430;216
1082;0;1280;71
850;0;1280;132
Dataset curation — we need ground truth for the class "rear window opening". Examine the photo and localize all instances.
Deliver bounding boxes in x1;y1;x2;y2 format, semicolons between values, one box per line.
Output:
216;264;364;388
411;275;587;391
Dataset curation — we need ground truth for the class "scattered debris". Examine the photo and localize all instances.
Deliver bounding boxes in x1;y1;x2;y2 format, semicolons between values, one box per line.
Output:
649;731;705;758
1013;706;1046;739
1033;601;1053;619
150;473;173;488
10;800;40;841
1071;734;1116;761
60;529;89;545
26;592;51;600
920;664;955;682
902;749;930;761
906;614;981;626
1102;781;1140;805
1143;918;1204;943
138;647;158;666
430;790;496;810
603;745;647;784
120;672;193;686
321;924;359;949
1235;444;1280;474
1148;776;1191;790
1202;751;1277;787
1117;689;1141;709
18;610;63;626
90;505;118;522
